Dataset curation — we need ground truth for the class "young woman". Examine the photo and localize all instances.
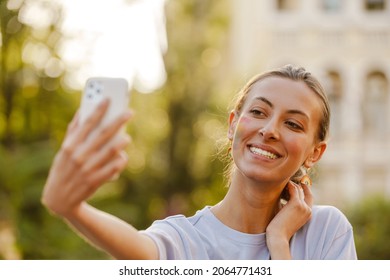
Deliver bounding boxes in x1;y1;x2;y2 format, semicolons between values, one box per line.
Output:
41;65;357;259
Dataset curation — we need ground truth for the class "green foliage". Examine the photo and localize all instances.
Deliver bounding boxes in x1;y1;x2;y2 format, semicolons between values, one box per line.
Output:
0;0;105;259
346;196;390;259
0;0;232;259
109;0;233;231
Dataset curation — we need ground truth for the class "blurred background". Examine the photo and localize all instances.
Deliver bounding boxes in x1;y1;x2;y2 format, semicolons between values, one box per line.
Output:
0;0;389;260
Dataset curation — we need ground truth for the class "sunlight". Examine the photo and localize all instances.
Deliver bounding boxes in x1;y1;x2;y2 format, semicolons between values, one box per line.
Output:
58;0;167;93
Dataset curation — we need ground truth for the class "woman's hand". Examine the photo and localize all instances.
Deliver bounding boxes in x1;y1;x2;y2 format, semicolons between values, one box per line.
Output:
41;99;132;219
266;181;313;259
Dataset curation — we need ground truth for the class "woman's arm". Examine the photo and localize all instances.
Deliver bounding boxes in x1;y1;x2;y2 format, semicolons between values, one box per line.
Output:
266;182;313;260
41;99;158;259
64;202;158;259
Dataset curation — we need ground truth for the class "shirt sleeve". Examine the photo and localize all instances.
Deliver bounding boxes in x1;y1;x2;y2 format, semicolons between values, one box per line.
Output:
140;216;209;260
140;220;186;260
322;227;358;259
317;206;358;260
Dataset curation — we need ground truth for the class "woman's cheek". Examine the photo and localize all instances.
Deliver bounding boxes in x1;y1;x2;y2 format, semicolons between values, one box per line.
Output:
286;134;311;159
233;116;252;147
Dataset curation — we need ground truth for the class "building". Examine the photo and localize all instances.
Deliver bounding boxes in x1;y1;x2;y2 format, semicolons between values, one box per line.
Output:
228;0;390;207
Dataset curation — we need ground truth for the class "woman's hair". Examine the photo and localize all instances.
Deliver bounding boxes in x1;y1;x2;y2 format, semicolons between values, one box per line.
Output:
222;64;331;185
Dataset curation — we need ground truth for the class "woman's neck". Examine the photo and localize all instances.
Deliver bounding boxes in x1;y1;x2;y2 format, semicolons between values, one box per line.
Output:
211;173;286;234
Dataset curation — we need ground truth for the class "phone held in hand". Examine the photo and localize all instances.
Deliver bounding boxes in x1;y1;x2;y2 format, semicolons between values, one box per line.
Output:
80;77;130;124
79;77;130;142
78;77;130;181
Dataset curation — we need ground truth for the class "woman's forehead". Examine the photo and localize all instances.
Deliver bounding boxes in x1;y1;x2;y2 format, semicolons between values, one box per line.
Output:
244;77;323;122
245;77;319;107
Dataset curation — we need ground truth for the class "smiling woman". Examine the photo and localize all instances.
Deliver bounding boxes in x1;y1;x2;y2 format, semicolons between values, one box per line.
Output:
41;64;357;260
226;65;330;186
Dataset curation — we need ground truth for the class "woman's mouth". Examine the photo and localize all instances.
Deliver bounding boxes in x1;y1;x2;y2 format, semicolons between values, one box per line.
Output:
249;145;280;159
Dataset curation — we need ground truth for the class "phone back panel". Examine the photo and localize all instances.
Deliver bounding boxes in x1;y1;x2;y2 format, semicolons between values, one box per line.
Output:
79;77;129;128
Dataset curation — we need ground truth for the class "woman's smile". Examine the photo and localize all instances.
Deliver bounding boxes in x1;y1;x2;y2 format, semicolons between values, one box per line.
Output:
229;76;324;183
248;144;281;160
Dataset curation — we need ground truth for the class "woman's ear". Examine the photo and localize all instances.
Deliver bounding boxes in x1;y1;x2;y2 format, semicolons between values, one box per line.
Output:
304;141;327;169
228;110;238;140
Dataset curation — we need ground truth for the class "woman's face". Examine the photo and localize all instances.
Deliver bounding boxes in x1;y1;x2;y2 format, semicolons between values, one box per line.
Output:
228;77;327;185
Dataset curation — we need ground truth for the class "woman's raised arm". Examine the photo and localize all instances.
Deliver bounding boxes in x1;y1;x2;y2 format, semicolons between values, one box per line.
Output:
41;99;158;259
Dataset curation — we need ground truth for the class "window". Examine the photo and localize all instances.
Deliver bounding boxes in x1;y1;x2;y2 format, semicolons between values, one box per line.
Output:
363;167;387;195
324;71;343;139
322;0;343;12
365;0;386;11
277;0;299;11
363;71;388;138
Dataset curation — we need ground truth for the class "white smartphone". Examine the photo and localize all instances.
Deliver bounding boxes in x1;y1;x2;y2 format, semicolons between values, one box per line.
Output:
79;77;130;137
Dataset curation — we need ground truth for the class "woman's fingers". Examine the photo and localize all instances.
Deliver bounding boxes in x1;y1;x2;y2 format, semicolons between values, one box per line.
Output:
267;181;313;245
85;151;129;190
71;110;132;165
42;104;133;217
286;181;312;218
287;179;313;206
82;134;131;174
43;137;130;217
88;110;132;151
76;99;111;142
287;181;303;200
300;182;313;207
66;110;80;135
61;99;109;155
66;108;132;190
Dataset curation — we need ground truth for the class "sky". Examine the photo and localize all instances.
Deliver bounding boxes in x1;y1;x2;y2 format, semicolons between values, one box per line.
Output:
54;0;167;93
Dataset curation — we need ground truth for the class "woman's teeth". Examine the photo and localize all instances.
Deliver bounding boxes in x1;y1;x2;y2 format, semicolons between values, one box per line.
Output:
249;146;278;159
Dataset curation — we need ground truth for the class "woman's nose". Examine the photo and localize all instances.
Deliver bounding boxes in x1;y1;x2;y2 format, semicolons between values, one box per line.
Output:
259;120;280;141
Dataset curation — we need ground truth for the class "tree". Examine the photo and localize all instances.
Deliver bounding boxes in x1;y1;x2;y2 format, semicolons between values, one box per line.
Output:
347;196;390;259
0;0;232;259
112;0;231;230
0;0;93;259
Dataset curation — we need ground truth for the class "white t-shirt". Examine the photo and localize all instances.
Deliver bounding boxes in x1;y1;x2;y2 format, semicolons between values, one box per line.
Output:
141;205;357;260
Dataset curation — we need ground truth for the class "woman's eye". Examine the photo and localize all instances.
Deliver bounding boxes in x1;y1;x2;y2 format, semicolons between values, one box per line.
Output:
250;109;265;116
286;121;303;130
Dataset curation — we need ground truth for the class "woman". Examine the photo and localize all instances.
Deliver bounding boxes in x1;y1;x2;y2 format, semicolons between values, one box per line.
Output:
42;65;357;259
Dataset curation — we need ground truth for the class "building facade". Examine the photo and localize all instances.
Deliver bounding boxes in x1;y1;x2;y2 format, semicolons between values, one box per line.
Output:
228;0;390;207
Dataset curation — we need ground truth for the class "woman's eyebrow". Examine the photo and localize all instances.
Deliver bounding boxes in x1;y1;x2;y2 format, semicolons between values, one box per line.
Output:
256;96;309;120
287;109;309;120
256;96;273;108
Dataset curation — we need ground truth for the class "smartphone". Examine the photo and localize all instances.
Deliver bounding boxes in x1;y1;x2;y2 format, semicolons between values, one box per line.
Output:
79;77;130;137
